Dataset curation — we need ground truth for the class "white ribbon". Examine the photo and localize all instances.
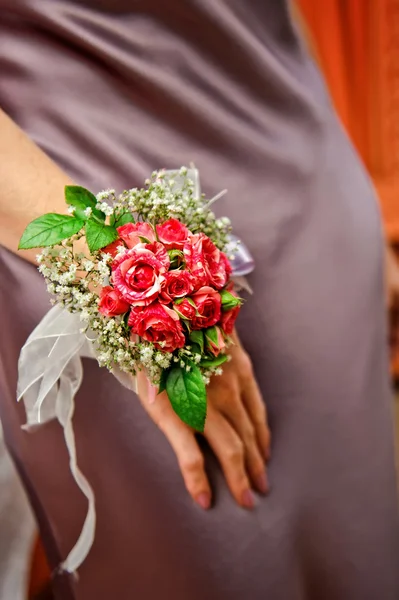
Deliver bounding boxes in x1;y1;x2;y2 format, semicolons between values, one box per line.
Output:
17;307;95;573
17;168;253;574
17;305;140;573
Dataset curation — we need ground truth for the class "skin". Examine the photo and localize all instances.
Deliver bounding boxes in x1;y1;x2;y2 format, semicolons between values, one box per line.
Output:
0;108;271;509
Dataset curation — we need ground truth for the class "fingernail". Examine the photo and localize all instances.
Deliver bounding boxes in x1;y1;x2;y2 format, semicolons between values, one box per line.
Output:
241;489;255;509
196;492;211;510
255;472;268;495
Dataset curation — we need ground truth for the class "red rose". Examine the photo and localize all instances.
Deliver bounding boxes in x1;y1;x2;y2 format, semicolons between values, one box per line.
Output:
156;218;190;250
174;298;196;320
98;286;130;317
220;306;240;335
160;270;194;303
102;239;126;258
112;244;167;306
184;233;230;290
190;286;221;330
117;222;156;249
128;302;185;352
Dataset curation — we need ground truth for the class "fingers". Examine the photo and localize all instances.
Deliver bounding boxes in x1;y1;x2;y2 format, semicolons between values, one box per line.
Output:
219;393;268;495
160;418;212;510
238;353;271;461
136;345;271;512
138;375;212;509
204;406;255;509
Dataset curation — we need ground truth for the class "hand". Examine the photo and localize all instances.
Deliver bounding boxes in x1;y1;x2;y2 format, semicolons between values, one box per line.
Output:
137;334;271;510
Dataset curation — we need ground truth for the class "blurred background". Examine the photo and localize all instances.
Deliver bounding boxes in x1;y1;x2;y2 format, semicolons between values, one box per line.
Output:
1;2;399;599
295;0;399;472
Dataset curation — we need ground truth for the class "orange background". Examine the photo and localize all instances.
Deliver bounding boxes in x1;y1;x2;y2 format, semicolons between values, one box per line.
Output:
297;0;399;241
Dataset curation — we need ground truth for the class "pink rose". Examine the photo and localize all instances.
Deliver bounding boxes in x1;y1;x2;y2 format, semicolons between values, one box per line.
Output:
174;298;196;320
220;306;240;335
156;218;190;250
145;241;170;271
190;286;221;330
201;237;231;289
102;239;126;258
111;244;167;306
205;326;226;357
98;286;130;317
160;270;194;303
128;302;186;352
183;234;208;288
184;233;230;290
220;251;233;282
117;222;156;249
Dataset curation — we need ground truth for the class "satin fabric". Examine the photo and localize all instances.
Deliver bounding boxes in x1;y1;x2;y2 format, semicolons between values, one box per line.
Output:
0;1;398;598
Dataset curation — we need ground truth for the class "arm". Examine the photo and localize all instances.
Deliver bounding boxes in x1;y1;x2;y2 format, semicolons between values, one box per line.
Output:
0;109;73;264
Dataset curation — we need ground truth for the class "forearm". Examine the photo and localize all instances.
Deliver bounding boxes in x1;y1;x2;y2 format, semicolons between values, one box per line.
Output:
0;109;73;264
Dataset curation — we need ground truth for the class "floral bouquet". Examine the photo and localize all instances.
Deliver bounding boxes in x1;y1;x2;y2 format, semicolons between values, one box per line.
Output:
18;168;243;432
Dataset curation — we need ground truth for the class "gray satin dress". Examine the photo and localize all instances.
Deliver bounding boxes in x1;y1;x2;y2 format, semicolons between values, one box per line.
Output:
0;1;398;599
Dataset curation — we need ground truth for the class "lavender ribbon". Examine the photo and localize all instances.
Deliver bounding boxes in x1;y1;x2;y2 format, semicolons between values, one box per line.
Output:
227;234;255;277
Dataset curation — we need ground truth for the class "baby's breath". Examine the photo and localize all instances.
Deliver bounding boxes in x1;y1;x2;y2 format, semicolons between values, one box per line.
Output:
117;168;232;251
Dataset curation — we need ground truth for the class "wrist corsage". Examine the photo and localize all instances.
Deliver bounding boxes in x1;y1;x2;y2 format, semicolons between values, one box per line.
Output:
17;167;253;573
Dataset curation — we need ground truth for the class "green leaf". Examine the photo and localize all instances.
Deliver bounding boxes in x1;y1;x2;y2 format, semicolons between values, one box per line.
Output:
176;297;200;316
181;319;192;333
222;301;240;312
166;364;207;432
158;369;169;395
220;289;242;311
190;343;202;357
65;185;105;221
174;308;187;321
114;212;135;228
204;326;219;346
176;297;196;308
168;249;185;268
167;249;184;260
200;354;228;368
85;220;118;253
19;213;85;249
186;298;197;309
189;330;204;354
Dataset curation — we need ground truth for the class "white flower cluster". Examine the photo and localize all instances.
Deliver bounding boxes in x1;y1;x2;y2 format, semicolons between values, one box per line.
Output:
115;167;232;251
96;202;114;217
136;343;173;382
95;189;117;217
173;345;224;383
